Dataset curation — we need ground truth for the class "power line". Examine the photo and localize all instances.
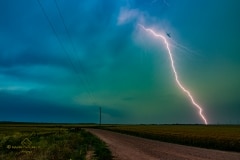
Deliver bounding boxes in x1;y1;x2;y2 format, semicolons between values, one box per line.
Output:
53;0;96;103
37;0;78;73
54;0;91;77
37;0;96;105
54;0;76;56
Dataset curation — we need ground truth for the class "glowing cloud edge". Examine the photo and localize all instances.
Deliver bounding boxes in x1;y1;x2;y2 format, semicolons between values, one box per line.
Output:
138;24;208;125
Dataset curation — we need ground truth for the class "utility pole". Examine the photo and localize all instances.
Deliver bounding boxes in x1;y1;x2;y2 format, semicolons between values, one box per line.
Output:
99;107;101;126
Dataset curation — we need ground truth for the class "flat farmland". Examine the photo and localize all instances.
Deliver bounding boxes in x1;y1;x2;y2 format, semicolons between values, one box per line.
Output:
102;125;240;152
0;123;112;160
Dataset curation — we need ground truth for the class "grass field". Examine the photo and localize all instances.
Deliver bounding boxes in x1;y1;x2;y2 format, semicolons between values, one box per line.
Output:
0;123;112;160
101;124;240;152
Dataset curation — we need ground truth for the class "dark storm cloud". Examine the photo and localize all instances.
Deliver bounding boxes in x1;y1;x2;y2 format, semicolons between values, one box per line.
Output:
0;91;96;123
0;67;55;85
0;0;127;88
0;0;69;69
0;0;126;75
0;48;67;68
0;91;127;123
0;0;141;78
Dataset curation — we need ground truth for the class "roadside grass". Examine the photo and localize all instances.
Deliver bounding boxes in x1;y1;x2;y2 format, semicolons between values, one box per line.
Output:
0;125;112;160
101;125;240;152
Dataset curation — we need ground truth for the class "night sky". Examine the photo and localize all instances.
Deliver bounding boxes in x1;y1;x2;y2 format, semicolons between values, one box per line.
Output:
1;0;240;124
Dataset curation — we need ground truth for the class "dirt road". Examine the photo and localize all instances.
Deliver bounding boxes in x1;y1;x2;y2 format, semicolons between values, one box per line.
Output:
86;129;240;160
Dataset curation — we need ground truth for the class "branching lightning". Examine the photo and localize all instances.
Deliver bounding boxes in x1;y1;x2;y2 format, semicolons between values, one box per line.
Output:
139;24;208;125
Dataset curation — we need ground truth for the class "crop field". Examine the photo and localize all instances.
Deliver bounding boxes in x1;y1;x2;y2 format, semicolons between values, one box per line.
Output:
103;125;240;152
0;123;112;160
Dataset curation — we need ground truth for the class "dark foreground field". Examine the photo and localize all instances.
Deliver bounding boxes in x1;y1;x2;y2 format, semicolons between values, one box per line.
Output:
100;124;240;152
0;123;112;160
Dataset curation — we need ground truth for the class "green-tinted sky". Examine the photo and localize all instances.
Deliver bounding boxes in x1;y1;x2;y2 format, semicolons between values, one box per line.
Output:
0;0;240;124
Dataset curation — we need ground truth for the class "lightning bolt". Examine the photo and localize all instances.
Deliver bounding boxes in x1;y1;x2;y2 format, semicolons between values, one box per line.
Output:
139;24;208;125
